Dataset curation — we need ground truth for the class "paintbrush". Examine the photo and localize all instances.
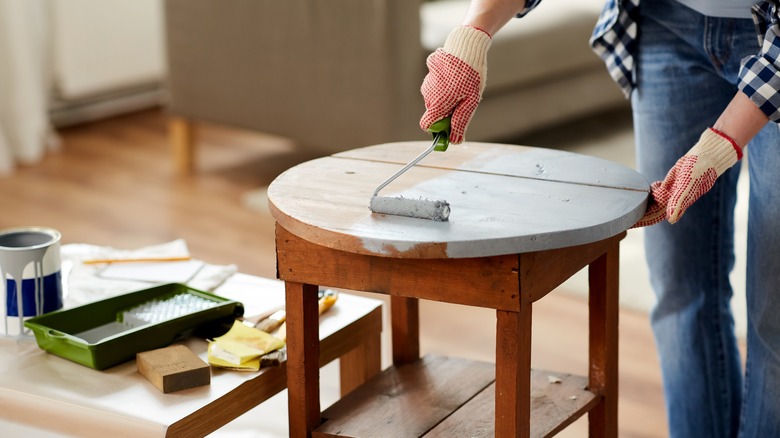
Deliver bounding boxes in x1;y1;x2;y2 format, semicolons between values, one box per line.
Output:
82;256;192;265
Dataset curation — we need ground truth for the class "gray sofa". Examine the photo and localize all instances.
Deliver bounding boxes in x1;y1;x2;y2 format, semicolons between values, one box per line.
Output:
164;0;626;170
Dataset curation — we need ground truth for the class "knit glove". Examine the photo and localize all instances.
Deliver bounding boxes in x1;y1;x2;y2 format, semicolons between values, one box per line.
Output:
635;128;742;227
420;25;492;144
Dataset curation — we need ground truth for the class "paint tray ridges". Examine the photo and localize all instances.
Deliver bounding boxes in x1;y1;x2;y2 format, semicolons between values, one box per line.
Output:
122;292;219;325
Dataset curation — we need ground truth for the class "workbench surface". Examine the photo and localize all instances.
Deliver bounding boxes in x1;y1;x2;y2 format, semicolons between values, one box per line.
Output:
0;274;383;437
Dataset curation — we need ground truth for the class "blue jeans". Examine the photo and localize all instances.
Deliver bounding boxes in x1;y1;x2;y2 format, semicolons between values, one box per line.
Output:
633;0;780;436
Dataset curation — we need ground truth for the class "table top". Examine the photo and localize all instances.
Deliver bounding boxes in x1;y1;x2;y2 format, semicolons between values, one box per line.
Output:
0;274;383;437
268;141;649;258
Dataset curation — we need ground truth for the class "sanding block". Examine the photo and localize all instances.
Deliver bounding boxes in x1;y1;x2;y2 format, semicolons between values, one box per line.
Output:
137;344;210;393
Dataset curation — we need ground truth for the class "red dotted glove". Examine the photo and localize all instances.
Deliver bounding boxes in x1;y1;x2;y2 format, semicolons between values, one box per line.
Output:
635;128;742;227
420;25;492;144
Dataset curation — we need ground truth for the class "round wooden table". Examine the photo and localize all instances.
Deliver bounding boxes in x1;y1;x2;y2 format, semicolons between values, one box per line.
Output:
268;141;649;437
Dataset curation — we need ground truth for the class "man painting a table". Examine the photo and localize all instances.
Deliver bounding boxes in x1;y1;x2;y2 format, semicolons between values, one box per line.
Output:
419;0;780;436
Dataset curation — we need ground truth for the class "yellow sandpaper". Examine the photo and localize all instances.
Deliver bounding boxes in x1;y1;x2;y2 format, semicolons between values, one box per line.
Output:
207;321;285;371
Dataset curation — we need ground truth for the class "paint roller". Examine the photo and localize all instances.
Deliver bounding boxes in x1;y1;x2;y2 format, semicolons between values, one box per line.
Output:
369;117;452;221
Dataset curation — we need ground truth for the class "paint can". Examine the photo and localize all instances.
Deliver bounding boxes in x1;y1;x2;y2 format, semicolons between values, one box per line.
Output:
0;227;63;336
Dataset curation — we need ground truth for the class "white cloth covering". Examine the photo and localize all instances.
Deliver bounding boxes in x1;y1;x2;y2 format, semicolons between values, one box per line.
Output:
61;239;237;307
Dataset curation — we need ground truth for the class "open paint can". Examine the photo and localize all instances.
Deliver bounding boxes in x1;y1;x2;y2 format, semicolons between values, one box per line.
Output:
0;227;63;336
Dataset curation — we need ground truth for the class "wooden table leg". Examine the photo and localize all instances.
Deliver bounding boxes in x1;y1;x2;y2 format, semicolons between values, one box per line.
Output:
339;331;381;396
285;282;321;438
495;304;532;438
587;243;619;437
391;295;420;366
169;116;196;176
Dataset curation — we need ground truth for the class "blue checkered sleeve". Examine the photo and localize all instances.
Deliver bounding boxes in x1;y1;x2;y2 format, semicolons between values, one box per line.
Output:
740;0;780;122
517;0;544;18
589;0;640;98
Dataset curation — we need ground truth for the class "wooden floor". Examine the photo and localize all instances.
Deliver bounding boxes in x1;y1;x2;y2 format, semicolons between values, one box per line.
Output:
0;109;669;437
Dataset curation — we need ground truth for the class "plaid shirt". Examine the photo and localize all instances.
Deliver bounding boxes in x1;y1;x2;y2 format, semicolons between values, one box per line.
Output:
740;0;780;121
521;0;780;122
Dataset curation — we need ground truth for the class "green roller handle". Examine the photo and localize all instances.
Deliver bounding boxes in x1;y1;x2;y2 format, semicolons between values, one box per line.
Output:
427;116;451;151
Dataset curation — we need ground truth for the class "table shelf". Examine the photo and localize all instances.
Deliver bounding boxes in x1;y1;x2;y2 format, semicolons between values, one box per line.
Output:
313;355;598;438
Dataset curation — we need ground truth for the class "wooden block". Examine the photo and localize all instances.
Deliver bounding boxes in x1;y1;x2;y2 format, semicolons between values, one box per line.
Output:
137;345;210;393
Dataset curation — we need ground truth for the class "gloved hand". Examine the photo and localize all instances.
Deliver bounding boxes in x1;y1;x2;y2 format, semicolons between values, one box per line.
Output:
635;127;742;227
420;25;492;144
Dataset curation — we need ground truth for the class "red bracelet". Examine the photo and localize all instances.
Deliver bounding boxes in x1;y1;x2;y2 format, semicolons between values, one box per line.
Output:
709;127;743;160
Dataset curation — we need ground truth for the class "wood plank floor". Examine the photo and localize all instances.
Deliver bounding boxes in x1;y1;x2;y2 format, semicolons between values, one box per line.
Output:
0;109;668;437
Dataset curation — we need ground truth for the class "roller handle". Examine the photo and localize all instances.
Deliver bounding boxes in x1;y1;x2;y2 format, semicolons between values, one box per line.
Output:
428;117;451;151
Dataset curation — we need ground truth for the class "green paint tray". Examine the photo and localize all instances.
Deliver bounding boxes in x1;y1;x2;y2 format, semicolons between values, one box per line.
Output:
24;283;244;370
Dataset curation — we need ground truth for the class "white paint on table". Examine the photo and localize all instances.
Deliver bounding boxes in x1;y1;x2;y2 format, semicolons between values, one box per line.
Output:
269;142;649;258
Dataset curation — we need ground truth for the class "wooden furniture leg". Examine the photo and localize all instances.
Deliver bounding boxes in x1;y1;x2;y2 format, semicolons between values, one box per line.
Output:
169;116;196;176
495;303;532;438
285;281;321;438
587;242;620;437
339;332;381;396
391;295;420;366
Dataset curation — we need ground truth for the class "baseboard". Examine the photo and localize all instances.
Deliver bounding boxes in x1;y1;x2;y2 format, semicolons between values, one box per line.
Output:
49;83;164;128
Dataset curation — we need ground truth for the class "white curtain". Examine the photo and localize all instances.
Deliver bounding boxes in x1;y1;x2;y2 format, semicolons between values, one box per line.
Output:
0;0;57;176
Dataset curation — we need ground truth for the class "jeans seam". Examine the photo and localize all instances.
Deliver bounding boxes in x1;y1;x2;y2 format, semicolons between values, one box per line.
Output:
704;17;736;79
710;177;734;436
704;16;714;69
738;346;751;437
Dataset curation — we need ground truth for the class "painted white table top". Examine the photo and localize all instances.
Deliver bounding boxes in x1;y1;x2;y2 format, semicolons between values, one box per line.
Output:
268;142;649;258
0;273;382;437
